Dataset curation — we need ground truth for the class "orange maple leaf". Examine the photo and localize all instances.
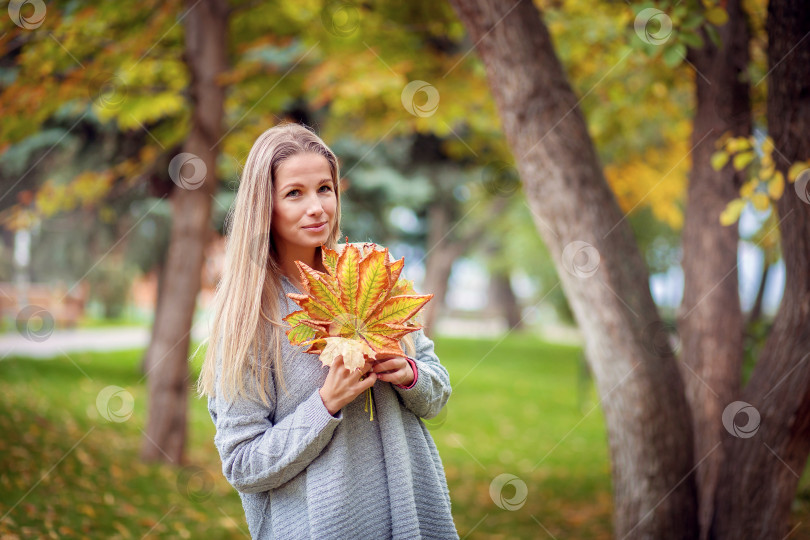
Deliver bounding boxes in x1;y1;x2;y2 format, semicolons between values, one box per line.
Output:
283;241;432;370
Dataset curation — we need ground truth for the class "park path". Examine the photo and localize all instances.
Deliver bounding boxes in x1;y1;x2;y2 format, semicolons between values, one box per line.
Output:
0;317;581;360
0;322;210;359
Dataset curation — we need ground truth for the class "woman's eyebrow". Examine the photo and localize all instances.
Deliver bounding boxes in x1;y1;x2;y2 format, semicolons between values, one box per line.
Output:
280;178;332;190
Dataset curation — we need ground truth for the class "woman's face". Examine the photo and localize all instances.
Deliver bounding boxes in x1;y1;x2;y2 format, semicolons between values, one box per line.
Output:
271;152;337;256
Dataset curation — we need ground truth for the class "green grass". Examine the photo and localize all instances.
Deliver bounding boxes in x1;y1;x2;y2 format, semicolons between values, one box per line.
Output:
0;347;246;539
7;332;810;538
436;335;612;538
0;333;614;538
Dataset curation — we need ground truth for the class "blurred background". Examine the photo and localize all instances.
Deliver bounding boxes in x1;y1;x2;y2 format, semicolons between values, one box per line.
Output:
1;0;807;538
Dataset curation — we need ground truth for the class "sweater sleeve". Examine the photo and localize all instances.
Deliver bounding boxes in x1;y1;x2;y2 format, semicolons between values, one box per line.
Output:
207;359;342;494
392;328;451;419
394;357;419;389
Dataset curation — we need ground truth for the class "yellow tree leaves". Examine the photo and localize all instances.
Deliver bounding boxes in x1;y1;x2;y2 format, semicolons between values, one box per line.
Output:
0;146;159;230
711;133;809;226
603;136;690;231
34;171;114;218
283;242;432;370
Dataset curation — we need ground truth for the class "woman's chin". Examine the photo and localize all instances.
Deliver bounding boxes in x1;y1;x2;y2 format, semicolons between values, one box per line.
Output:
298;232;329;247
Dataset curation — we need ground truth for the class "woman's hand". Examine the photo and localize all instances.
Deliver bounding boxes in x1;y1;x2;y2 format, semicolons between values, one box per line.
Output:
319;355;377;416
370;354;414;387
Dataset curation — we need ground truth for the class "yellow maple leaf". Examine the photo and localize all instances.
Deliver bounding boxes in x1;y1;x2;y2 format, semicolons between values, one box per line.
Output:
283;241;432;371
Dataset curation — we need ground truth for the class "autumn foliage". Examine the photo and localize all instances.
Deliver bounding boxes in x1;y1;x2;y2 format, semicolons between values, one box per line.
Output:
283;242;432;371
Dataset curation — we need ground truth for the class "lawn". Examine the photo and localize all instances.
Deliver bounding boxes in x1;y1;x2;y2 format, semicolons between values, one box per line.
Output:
0;333;605;538
6;332;804;538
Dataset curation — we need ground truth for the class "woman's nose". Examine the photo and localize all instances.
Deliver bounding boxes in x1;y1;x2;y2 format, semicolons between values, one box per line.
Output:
306;194;325;216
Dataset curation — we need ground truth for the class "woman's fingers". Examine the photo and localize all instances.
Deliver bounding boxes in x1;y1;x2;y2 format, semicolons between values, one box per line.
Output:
372;358;404;373
320;355;378;415
335;355;375;384
359;370;377;389
369;356;414;386
331;355;372;377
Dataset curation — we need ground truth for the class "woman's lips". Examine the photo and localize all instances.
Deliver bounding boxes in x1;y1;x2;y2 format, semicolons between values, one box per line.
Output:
303;222;327;232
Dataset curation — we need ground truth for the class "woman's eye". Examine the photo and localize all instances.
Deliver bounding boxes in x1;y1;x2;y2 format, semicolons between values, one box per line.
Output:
284;185;330;198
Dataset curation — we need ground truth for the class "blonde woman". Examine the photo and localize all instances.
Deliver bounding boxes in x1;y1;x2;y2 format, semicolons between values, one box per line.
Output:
197;122;458;539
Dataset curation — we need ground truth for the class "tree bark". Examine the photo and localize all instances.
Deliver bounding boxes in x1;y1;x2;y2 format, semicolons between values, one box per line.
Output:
140;0;227;464
422;201;465;336
678;2;750;537
712;0;810;537
421;195;510;336
488;270;522;330
140;262;165;375
447;1;698;537
747;260;769;325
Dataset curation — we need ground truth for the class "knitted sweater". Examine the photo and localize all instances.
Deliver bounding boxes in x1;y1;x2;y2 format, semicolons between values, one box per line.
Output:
207;274;459;539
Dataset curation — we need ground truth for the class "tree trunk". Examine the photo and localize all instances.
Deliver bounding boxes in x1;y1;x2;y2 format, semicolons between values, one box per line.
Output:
747;261;769;325
140;262;165;375
140;0;227;464
447;1;698;537
421;196;508;335
712;0;810;537
1;225;13;252
678;2;750;537
422;202;464;336
489;270;522;330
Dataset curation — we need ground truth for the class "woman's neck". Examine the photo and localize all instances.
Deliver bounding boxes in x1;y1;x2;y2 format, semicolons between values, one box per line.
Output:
277;245;324;287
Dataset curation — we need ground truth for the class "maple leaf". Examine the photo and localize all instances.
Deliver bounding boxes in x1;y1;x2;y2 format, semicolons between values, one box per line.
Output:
321;337;377;371
283;241;433;370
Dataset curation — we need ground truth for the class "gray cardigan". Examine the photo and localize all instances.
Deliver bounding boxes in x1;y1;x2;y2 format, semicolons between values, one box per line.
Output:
207;275;459;539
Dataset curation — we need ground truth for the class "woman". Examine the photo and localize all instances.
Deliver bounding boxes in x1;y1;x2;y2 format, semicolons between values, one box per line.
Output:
197;122;458;539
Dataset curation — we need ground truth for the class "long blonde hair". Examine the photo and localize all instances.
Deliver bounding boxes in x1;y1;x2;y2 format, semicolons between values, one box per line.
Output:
197;122;417;406
196;122;343;406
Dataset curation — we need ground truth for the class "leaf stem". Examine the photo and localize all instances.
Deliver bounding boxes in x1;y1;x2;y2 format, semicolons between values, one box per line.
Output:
364;387;374;421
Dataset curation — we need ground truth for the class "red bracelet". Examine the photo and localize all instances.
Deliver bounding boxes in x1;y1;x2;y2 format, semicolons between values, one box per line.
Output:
394;357;418;389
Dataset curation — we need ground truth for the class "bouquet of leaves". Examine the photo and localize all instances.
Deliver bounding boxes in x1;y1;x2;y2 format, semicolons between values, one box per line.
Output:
283;242;432;419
